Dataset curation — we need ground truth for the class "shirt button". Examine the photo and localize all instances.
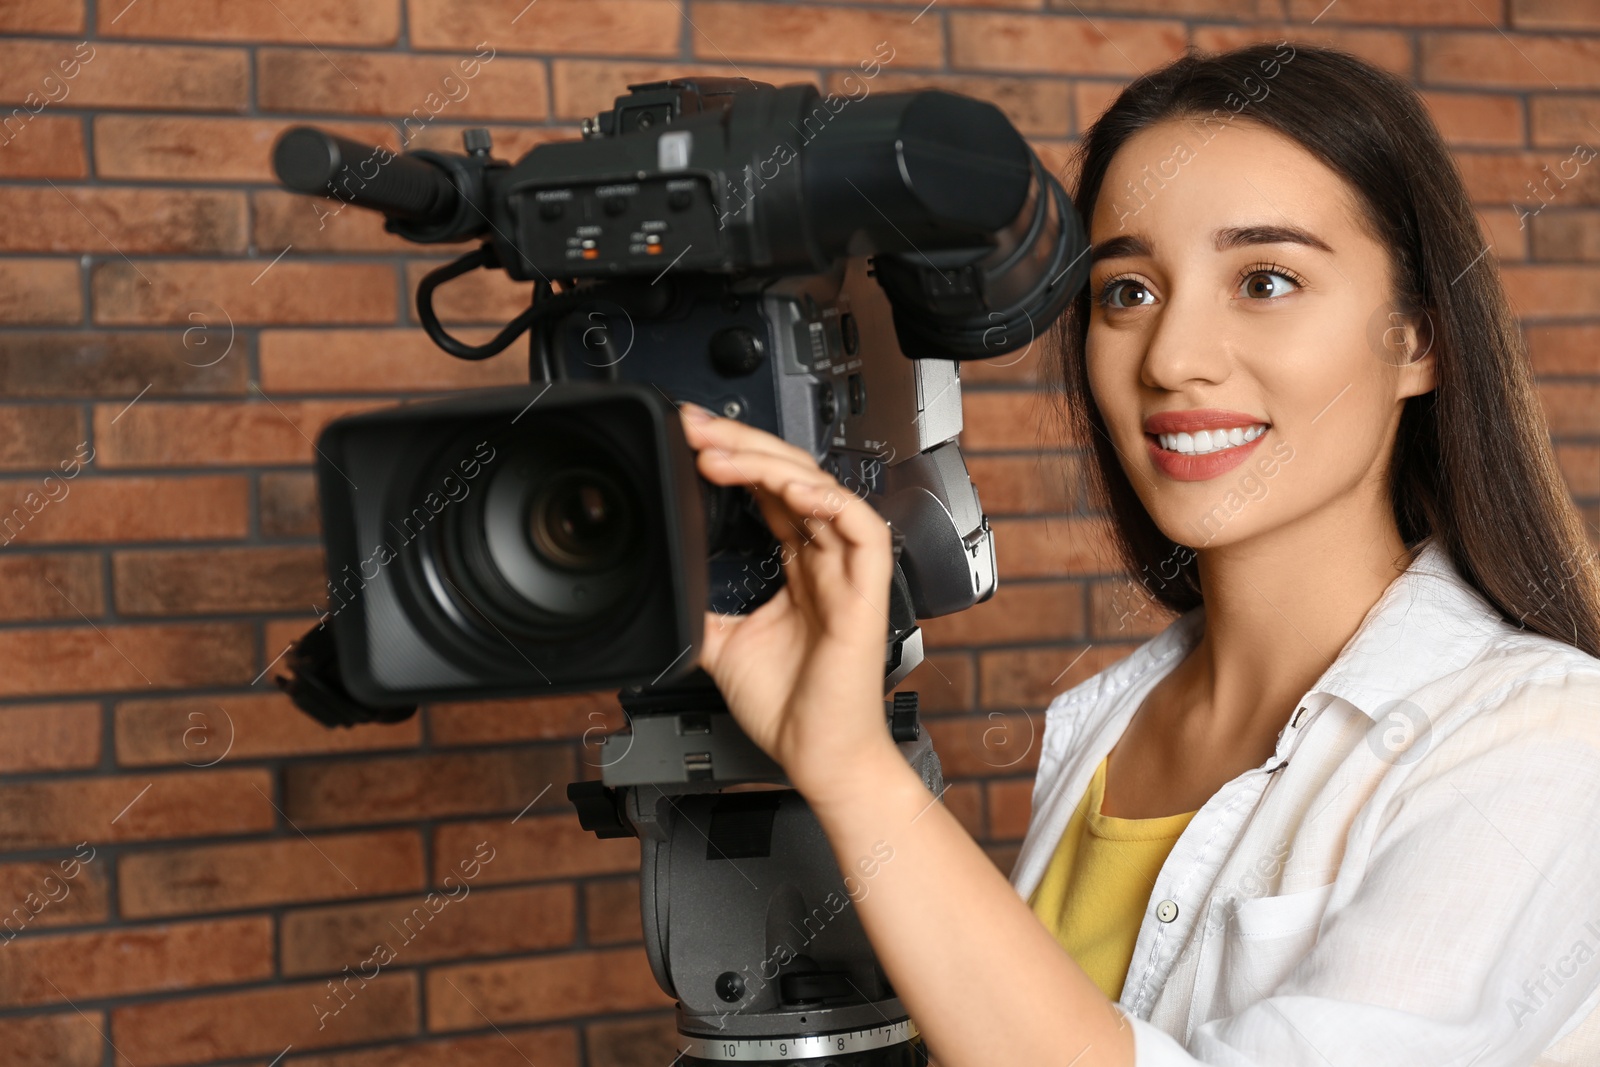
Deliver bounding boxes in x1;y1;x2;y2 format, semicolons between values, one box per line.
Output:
1155;899;1180;923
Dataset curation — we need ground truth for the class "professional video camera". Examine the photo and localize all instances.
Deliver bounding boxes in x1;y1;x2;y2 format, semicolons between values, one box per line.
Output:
271;73;1086;1066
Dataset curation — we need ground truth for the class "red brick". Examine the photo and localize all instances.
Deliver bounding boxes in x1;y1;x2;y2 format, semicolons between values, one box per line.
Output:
966;453;1079;515
1075;80;1124;134
92;398;387;467
1556;444;1600;497
891;650;975;714
0;1012;103;1067
0;40;248;112
428;692;627;747
400;122;578;158
0;916;272;1008
584;878;642;945
987;778;1035;839
0;115;86;177
1422;32;1600;89
284;1028;580;1067
99;0;401;43
1479;206;1530;261
427;946;673;1030
823;70;1073;137
0;702;101;770
0;1;84;32
1456;150;1600;206
953;13;1184;76
1527;324;1600;375
1532;209;1600;261
119;829;425;918
0;767;273;849
402;258;536;324
116;692;422;766
1540;382;1600;436
961;391;1056;451
0;550;101;627
257;48;550;121
1191;24;1412;77
1044;0;1255;12
0;475;249;546
1503;265;1600;317
259;328;527;392
411;0;680;55
282;883;575;975
991;516;1121;578
586;1015;680;1067
0;186;245;253
552;60;799;122
980;643;1137;708
1530;95;1600;147
0;406;83;470
113;545;325;614
922;713;1042;779
1512;0;1600;30
94;116;398;182
91;261;397;326
0;331;248;397
283;748;574;828
920;580;1085;648
1283;0;1493;23
694;1;943;66
0;622;255;698
110;973;418;1066
0;259;80;324
960;341;1054;386
261;471;320;537
1420;91;1524;147
0;853;109;929
434;816;639;885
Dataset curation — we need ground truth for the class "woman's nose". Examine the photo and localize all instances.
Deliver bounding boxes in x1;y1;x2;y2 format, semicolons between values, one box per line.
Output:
1139;287;1233;391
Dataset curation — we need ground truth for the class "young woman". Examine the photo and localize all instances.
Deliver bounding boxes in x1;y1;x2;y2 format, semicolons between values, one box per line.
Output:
676;43;1600;1066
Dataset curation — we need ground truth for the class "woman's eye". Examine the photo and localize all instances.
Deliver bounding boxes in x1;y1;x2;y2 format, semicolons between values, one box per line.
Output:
1238;270;1299;300
1102;279;1155;309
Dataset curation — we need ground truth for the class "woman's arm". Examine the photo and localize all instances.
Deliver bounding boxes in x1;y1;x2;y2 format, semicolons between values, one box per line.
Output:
807;743;1137;1067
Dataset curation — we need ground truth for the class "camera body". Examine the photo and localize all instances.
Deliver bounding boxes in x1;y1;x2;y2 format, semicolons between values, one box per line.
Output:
277;73;1085;713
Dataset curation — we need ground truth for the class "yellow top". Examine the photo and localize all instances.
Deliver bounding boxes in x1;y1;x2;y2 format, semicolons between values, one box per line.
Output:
1027;752;1200;1001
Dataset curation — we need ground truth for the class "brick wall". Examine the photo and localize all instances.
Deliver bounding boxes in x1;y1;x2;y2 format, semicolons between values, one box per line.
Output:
1;1;1597;1064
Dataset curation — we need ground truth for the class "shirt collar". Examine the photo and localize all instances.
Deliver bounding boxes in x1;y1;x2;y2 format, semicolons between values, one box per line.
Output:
1306;536;1507;721
1100;537;1506;725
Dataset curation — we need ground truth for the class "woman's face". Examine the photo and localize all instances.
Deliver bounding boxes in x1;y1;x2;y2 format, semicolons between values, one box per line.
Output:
1084;118;1436;550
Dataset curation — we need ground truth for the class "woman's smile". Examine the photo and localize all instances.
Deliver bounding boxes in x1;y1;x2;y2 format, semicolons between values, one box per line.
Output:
1141;407;1273;480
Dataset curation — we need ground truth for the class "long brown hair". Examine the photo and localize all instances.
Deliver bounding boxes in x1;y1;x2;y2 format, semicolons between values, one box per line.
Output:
1046;42;1600;658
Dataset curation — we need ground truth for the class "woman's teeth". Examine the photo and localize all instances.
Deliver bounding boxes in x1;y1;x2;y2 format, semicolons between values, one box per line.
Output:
1156;424;1268;456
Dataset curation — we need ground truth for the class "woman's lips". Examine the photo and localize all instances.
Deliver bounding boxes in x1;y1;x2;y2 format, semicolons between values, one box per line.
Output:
1145;426;1268;481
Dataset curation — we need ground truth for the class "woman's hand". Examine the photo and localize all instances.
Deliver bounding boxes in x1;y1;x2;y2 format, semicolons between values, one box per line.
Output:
677;401;902;801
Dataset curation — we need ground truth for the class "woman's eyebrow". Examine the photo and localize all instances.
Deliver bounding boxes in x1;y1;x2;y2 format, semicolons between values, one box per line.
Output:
1214;224;1334;253
1089;234;1150;262
1088;225;1333;264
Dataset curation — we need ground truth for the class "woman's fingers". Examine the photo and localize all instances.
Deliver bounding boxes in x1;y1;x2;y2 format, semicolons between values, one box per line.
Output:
695;446;887;555
680;403;820;469
678;401;894;624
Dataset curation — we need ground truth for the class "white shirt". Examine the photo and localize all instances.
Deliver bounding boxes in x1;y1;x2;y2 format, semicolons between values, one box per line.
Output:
1008;537;1600;1065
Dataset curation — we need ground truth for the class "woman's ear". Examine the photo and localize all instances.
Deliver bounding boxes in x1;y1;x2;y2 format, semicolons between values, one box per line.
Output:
1393;307;1437;400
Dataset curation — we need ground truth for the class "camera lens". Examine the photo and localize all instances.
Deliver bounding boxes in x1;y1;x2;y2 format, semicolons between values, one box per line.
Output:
527;468;632;572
